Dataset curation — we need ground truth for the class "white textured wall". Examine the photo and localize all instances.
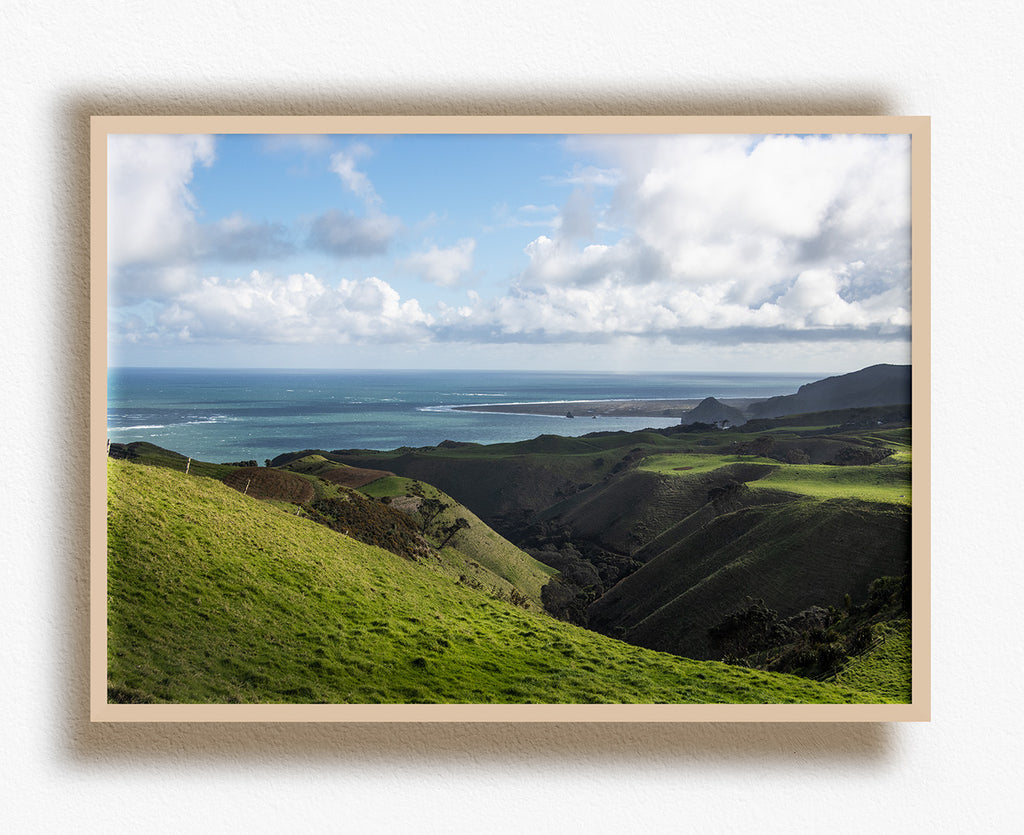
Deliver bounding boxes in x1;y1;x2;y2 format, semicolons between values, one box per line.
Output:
3;2;1022;831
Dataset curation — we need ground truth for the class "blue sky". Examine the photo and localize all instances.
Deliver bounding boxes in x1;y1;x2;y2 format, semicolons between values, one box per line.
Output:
107;131;912;372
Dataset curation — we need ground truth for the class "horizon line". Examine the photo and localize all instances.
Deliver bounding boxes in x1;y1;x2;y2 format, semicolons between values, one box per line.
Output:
106;365;866;376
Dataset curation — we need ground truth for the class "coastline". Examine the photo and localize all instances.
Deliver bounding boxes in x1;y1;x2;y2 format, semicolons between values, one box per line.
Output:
451;397;764;419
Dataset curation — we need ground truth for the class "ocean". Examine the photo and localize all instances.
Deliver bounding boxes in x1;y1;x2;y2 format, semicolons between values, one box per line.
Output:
106;368;826;464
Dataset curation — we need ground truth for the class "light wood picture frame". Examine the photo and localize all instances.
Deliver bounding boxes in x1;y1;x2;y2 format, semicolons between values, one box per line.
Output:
92;115;929;722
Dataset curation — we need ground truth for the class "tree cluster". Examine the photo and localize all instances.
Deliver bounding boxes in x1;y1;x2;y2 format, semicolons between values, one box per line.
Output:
518;519;642;626
707;575;911;679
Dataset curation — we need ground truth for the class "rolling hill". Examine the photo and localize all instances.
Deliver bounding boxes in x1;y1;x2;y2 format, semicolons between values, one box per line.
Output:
681;396;748;426
587;497;910;661
106;458;892;704
106;366;914;703
356;475;558;610
270;453;556;609
322;419;911;695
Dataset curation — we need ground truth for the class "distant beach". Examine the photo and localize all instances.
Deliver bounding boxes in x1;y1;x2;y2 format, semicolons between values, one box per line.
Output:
452;397;764;419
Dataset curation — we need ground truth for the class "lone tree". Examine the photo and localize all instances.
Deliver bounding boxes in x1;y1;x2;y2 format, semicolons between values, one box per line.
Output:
439;517;471;548
419;495;451;530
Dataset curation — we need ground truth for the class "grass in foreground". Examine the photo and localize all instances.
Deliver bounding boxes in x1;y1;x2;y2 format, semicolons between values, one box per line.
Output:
107;459;893;705
831;621;912;702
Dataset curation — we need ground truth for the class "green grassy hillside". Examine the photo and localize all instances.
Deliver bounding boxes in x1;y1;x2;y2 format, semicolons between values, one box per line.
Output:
326;422;903;537
109;443;554;613
640;451;911;505
749;462;911;505
108;440;237;479
638;452;779;476
321;438;661;524
541;463;787;555
831;620;912;702
357;476;557;610
276;453;394;489
630;482;797;564
587;498;910;662
107;459;892;704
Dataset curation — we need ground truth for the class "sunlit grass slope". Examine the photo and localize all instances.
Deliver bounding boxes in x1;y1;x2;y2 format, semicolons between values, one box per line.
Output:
750;462;911;505
639;452;778;476
640;452;910;505
107;459;891;704
358;476;557;609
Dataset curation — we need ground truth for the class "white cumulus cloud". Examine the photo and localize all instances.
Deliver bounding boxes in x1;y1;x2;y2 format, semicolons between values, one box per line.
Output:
107;134;216;269
154;271;433;345
399;238;476;287
480;133;912;345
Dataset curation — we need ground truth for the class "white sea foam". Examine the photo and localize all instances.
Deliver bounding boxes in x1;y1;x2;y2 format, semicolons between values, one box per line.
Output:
419;403;612;418
108;367;818;465
108;414;235;431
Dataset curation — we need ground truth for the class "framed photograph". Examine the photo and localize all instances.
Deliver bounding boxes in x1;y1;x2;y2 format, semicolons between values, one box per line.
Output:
92;115;929;721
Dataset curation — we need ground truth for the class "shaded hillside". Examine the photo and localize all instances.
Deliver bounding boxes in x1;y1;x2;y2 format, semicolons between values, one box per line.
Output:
746;364;910;419
322;428;756;532
631;482;798;564
536;464;780;556
106;459;890;704
587;498;910;661
728;576;912;692
528;478;798;627
731;434;896;466
318;440;658;525
739;405;911;434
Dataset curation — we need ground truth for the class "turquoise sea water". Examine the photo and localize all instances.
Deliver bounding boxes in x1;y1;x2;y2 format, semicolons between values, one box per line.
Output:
107;368;826;464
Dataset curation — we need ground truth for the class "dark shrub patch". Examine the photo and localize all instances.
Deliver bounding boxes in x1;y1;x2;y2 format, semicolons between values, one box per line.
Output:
306;493;433;561
221;468;315;503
